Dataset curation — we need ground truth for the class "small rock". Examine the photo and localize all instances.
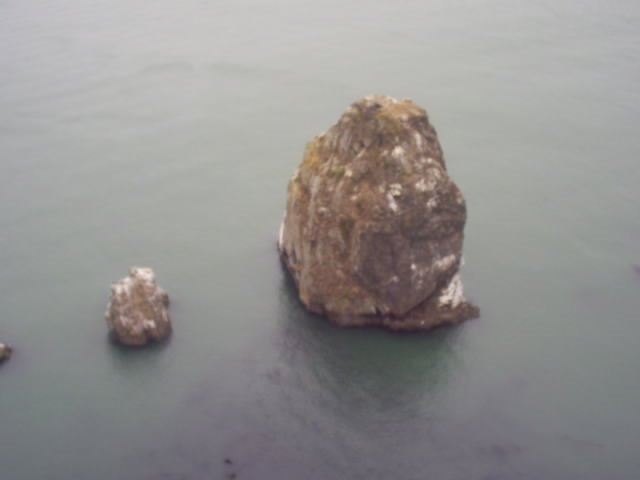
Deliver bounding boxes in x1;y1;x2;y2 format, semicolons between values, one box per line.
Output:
105;267;171;346
0;342;13;363
632;264;640;275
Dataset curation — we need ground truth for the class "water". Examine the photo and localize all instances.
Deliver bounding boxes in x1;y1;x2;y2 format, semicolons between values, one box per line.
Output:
1;1;640;478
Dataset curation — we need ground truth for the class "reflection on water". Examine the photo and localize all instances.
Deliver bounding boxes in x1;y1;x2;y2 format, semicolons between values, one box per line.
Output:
105;336;172;379
275;272;463;434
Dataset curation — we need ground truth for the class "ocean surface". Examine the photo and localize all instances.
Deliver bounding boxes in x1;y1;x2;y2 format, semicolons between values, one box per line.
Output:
2;1;640;479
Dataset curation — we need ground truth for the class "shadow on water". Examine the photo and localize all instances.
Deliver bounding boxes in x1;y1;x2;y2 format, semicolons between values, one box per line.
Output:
273;268;465;435
104;334;172;379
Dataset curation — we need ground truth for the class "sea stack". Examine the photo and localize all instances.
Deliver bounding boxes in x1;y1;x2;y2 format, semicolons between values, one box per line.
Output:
0;342;12;363
105;267;172;346
278;95;479;331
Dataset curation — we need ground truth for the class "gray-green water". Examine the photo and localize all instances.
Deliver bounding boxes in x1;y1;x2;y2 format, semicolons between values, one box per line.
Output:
2;1;640;478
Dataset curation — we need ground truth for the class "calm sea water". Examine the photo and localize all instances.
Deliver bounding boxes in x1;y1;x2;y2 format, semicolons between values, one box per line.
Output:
2;1;640;479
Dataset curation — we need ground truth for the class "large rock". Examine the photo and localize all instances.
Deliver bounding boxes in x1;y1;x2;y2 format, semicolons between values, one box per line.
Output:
0;343;12;363
278;95;479;331
105;267;171;346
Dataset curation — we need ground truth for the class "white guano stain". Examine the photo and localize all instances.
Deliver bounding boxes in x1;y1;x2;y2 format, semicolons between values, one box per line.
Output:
278;211;286;250
386;192;398;213
438;273;465;308
386;183;402;213
391;146;405;160
143;319;157;330
434;254;456;271
414;132;424;149
389;183;402;196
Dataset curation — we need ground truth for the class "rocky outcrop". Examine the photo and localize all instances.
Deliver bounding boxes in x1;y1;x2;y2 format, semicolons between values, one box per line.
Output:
105;267;171;346
278;95;479;331
0;343;12;363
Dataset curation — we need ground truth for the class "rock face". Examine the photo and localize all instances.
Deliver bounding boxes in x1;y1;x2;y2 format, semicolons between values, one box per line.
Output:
0;343;12;363
105;267;171;346
278;95;479;331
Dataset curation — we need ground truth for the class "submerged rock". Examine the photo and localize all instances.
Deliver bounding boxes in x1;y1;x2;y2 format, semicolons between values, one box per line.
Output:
278;95;479;331
0;342;12;363
105;267;171;346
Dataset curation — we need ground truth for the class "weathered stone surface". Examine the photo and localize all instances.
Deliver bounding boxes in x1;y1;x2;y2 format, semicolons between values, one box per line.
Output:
0;342;12;363
278;95;479;331
105;267;171;346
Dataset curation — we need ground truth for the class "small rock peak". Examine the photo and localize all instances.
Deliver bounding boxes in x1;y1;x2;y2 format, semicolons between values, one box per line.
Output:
358;94;424;118
128;266;156;283
0;342;13;364
331;96;430;147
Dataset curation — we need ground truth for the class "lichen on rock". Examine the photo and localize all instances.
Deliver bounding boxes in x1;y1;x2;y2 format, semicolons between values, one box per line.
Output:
105;267;171;346
278;95;479;331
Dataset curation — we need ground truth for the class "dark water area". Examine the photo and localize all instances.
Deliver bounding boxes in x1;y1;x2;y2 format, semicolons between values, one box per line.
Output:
2;1;640;479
